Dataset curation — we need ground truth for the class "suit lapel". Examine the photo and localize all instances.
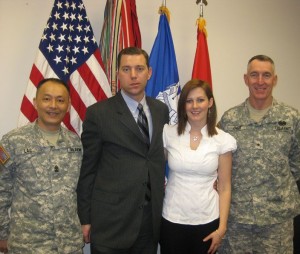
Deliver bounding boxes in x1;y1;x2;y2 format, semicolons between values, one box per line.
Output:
147;98;161;152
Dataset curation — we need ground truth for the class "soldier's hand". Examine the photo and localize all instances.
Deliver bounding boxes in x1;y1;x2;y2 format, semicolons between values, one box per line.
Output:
0;240;8;253
81;224;91;243
213;179;218;191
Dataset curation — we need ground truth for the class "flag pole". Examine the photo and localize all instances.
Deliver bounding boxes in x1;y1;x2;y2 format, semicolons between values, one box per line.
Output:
196;0;208;17
162;0;166;7
199;0;203;17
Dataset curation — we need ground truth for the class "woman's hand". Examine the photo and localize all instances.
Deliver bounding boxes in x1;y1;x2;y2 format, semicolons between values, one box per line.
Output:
203;229;224;254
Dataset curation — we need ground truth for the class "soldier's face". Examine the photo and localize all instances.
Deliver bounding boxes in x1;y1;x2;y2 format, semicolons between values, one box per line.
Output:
33;81;70;131
244;60;277;104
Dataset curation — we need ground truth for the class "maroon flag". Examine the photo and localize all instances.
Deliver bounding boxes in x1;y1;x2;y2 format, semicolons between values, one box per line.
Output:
99;0;141;95
18;0;111;135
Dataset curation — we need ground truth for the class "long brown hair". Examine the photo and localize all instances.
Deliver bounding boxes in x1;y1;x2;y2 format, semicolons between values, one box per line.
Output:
177;79;217;137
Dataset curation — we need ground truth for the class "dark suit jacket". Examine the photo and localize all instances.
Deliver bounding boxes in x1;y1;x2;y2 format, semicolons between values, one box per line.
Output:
77;92;169;248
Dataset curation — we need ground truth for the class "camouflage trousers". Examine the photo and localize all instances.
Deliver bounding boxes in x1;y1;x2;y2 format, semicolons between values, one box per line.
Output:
7;246;83;254
218;219;293;254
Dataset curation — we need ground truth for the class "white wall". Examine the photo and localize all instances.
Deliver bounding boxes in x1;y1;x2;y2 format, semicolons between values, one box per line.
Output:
0;0;299;253
0;0;299;138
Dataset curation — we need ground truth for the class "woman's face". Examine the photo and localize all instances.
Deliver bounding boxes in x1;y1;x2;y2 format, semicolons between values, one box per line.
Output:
185;87;213;126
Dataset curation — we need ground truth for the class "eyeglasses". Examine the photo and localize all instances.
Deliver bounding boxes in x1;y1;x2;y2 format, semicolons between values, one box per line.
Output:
248;72;272;81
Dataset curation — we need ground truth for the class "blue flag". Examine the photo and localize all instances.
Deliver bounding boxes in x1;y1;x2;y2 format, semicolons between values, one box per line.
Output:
146;8;180;179
146;9;180;125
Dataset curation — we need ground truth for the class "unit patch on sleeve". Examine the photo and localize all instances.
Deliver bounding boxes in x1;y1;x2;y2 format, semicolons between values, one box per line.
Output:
0;145;10;164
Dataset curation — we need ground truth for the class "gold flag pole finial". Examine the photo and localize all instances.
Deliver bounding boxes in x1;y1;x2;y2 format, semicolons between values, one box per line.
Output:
159;0;170;23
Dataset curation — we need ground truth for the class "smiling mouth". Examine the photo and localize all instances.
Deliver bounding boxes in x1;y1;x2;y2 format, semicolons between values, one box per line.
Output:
47;112;59;116
255;87;267;91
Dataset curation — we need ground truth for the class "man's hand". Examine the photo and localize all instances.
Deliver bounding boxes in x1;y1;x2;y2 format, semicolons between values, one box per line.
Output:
0;240;8;253
81;224;91;243
213;179;218;191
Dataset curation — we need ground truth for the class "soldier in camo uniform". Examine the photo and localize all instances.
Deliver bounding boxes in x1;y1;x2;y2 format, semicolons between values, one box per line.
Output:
0;78;83;253
218;55;300;254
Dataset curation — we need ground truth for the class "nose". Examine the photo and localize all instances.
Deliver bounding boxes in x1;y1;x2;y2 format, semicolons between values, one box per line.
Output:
257;75;264;84
130;69;137;78
192;100;198;108
49;99;57;108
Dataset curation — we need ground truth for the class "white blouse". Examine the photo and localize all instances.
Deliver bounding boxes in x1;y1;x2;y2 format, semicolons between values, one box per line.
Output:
162;123;237;225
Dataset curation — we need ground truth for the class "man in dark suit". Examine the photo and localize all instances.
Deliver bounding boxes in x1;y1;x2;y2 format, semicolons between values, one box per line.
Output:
77;47;169;254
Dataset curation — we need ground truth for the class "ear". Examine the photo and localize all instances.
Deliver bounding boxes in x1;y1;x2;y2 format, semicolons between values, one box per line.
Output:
273;74;278;87
67;97;71;112
33;98;37;110
208;97;214;108
147;67;152;80
244;73;249;86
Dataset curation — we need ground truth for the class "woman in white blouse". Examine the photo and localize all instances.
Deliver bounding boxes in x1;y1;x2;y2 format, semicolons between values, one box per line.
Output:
160;79;236;254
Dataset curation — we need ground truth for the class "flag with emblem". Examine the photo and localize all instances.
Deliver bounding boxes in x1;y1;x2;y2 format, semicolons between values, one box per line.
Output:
146;5;180;181
18;0;112;135
99;0;141;95
145;5;180;125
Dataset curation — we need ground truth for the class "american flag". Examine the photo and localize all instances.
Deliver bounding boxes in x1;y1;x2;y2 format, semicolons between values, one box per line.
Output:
18;0;112;135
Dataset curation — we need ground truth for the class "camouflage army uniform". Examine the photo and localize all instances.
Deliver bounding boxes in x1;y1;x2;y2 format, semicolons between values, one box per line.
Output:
0;122;83;254
219;99;300;253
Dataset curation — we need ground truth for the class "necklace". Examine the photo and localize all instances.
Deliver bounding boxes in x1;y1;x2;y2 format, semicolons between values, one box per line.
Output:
189;129;201;142
191;135;199;142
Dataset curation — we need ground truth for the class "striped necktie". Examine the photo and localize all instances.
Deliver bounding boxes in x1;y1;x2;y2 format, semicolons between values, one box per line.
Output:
137;103;151;203
137;103;150;146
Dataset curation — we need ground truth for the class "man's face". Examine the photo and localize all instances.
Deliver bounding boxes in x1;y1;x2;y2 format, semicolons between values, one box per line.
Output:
244;59;277;104
117;54;152;102
33;81;70;131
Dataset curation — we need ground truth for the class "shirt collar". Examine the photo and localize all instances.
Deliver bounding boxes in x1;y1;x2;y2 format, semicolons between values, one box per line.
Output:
121;90;147;113
185;122;208;137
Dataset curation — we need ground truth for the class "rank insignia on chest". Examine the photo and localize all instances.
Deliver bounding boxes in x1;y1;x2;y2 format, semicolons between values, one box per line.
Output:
0;145;10;164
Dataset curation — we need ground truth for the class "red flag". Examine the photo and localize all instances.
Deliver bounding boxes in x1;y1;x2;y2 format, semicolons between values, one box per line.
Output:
99;0;141;95
121;0;141;48
192;17;212;89
18;0;112;135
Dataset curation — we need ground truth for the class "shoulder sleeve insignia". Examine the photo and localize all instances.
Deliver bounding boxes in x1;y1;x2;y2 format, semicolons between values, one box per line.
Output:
0;145;10;164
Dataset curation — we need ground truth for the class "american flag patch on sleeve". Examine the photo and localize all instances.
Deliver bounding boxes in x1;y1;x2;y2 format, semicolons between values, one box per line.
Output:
0;145;10;164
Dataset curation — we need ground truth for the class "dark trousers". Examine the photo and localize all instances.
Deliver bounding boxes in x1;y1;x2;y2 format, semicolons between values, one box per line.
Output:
160;217;219;254
91;202;157;254
294;214;300;254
